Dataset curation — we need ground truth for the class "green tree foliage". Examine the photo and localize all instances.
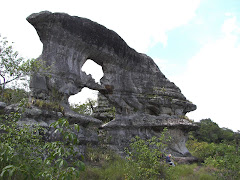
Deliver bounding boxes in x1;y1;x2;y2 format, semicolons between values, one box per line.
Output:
192;118;235;143
187;138;240;179
124;128;171;179
204;143;240;179
71;99;96;115
0;112;85;179
0;88;29;105
187;139;218;162
0;36;29;89
0;35;46;101
187;119;240;179
219;127;235;142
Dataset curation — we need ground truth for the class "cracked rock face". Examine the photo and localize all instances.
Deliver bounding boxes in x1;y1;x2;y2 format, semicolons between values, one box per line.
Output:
27;11;197;156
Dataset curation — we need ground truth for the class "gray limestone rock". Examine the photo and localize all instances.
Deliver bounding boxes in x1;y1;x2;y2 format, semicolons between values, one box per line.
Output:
27;11;196;116
27;11;198;157
0;102;6;110
1;103;101;147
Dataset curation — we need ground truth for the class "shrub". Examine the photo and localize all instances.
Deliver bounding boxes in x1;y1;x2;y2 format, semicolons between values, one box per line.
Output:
0;88;29;105
0;112;85;179
186;139;218;162
204;143;240;179
124;128;171;180
187;138;240;179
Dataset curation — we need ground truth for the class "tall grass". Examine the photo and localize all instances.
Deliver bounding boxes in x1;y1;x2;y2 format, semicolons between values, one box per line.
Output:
80;157;126;180
167;164;216;180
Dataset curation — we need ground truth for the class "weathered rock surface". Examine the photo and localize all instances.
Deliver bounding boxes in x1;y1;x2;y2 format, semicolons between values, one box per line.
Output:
93;93;115;122
2;103;101;145
27;11;197;157
0;102;6;110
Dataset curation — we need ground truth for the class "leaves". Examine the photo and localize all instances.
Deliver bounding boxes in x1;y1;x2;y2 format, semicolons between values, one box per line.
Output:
187;137;240;179
71;98;96;115
0;113;84;179
124;128;170;179
191;118;235;143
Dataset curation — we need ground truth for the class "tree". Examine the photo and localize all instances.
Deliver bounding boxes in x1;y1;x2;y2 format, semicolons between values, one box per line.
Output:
71;99;96;115
219;127;234;142
0;35;35;99
192;119;221;143
191;118;235;144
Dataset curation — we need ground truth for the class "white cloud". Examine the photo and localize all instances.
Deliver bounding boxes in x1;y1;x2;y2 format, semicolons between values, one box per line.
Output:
221;16;240;35
171;16;240;131
0;0;201;58
154;57;179;76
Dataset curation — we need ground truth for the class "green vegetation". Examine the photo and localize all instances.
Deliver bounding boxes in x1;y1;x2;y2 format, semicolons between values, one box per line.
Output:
1;106;235;179
71;99;96;115
0;88;29;105
167;163;217;180
0;35;44;98
124;129;170;179
31;98;65;113
78;130;218;180
0;114;85;179
71;99;116;123
191;118;236;143
1;36;239;179
187;139;240;179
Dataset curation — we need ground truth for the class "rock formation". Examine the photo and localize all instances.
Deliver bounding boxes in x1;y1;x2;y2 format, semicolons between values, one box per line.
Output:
27;11;197;156
0;101;101;155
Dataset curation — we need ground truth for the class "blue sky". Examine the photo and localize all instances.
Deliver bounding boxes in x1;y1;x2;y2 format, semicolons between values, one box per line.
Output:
148;0;240;76
0;0;240;131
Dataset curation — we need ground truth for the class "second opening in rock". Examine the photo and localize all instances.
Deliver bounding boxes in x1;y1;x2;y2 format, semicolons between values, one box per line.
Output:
68;59;103;105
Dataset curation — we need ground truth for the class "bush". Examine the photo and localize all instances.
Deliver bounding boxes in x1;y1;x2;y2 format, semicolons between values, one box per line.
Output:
78;142;126;179
124;128;171;180
186;139;218;162
204;143;240;179
0;112;85;179
0;88;29;105
187;138;240;179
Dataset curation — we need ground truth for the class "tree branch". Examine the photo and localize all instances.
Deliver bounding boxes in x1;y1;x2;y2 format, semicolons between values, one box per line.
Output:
0;74;22;85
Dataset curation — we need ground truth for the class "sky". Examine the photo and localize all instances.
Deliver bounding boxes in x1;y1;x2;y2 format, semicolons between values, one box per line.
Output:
0;0;240;131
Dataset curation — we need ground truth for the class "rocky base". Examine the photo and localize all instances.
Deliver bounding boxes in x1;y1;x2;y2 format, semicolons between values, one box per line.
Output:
1;101;102;154
1;101;199;160
102;114;198;157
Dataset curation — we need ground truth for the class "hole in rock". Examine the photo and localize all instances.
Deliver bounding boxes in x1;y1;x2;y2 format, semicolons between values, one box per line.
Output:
68;87;98;106
68;59;103;106
81;59;103;84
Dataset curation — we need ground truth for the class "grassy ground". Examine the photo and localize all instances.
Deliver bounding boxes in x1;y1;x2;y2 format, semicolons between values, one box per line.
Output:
80;162;217;180
167;163;217;180
79;146;217;180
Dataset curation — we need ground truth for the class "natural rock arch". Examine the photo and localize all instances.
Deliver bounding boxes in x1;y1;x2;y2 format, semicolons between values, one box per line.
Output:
69;59;103;105
27;11;197;156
